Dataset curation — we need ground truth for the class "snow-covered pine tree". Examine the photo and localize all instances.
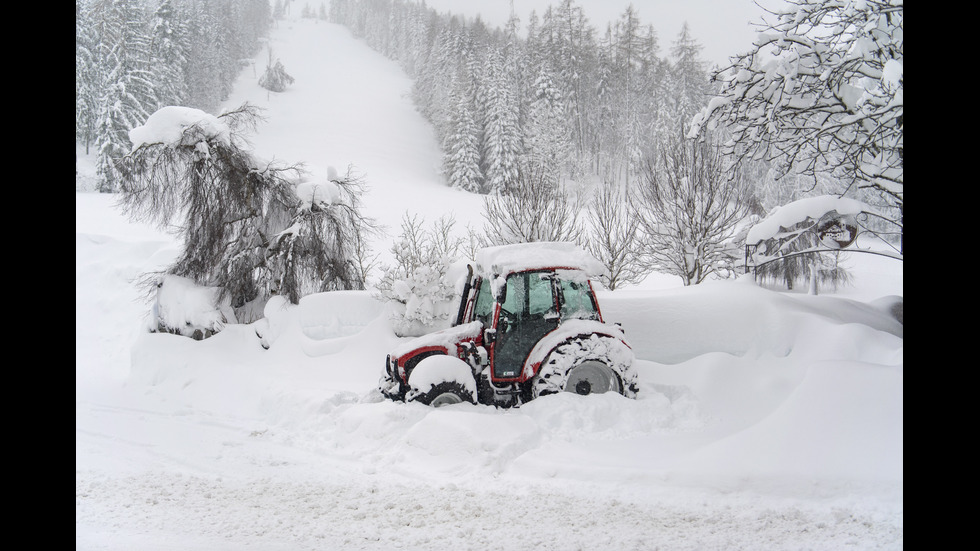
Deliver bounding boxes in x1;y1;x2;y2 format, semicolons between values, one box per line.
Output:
610;5;654;186
183;3;226;112
413;25;464;142
480;47;522;195
523;65;570;184
76;0;101;156
538;0;595;180
93;0;156;192
442;73;483;193
258;51;295;92
147;0;189;110
668;22;708;138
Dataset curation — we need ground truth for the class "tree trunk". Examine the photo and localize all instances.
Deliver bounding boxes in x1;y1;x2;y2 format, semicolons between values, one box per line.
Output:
808;261;818;295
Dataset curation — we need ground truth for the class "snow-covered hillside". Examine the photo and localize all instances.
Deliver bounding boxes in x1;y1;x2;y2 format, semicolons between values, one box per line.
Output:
75;16;903;551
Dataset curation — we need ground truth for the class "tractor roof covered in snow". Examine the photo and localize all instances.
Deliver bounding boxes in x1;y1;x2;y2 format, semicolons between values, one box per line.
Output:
475;241;605;278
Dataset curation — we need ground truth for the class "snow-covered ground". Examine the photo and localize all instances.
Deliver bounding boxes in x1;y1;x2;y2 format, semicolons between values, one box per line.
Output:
75;15;903;550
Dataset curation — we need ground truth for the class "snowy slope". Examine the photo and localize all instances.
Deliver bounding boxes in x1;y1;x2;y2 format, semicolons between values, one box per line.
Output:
75;16;903;551
222;17;485;270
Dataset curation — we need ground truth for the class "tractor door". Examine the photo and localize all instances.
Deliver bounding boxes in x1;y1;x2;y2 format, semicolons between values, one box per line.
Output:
491;271;559;380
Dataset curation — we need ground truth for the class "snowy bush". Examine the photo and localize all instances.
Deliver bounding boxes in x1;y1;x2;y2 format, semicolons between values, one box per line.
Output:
146;274;238;340
375;214;470;337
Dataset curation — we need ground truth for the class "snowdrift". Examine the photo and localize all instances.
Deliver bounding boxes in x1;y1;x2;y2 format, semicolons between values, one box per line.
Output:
597;279;903;364
127;281;903;489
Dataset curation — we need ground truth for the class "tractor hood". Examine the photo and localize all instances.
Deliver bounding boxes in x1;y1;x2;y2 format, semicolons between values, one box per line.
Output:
389;321;484;359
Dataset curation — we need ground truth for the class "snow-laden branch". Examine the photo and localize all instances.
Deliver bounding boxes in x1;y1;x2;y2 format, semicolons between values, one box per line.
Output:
690;0;903;209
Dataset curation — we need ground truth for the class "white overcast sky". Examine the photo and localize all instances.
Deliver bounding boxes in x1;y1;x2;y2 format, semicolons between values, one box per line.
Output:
419;0;772;67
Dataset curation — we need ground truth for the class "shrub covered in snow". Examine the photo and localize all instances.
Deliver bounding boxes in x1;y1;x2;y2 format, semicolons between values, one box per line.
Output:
375;214;470;337
146;274;238;340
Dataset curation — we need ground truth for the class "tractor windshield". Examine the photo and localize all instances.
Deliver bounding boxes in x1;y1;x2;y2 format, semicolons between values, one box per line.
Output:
500;271;557;321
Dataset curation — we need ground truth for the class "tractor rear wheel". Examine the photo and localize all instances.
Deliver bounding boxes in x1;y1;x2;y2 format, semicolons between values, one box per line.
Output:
533;334;639;399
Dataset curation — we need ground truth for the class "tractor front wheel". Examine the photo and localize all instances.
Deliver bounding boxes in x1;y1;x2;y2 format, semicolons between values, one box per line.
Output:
406;355;478;407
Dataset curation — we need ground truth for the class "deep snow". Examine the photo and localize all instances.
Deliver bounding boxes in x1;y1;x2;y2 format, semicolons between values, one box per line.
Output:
75;13;903;551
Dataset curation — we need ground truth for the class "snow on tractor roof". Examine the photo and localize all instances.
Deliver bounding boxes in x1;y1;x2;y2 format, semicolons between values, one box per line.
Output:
475;242;605;277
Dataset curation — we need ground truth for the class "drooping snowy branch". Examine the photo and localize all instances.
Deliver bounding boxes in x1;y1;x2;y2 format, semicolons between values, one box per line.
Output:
121;104;375;331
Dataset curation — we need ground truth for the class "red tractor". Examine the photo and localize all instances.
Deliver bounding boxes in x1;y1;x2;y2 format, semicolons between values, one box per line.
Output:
379;242;639;407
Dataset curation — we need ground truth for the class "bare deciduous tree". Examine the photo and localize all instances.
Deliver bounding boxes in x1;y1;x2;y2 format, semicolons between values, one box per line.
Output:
585;182;645;290
480;163;583;246
633;139;752;285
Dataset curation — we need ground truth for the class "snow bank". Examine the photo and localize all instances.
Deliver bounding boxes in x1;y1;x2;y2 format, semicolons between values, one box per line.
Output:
298;290;384;340
599;279;902;365
668;357;903;488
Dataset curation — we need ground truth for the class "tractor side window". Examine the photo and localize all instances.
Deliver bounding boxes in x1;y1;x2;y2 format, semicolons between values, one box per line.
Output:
559;279;599;320
473;278;494;325
528;272;556;317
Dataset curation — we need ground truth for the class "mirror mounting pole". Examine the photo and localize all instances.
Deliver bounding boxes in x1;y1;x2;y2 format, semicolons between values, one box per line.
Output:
454;264;474;326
